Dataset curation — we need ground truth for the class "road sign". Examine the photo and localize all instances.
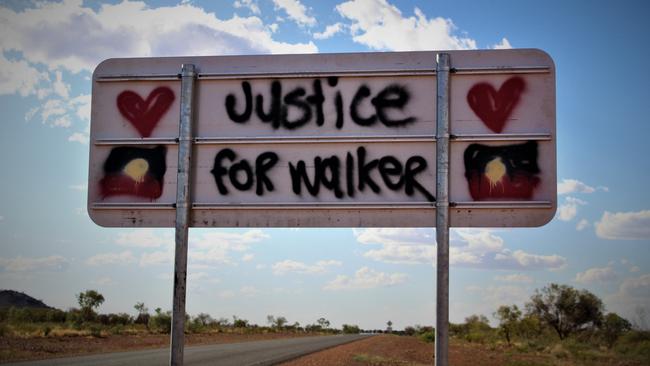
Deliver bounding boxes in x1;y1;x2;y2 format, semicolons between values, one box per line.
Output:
88;49;556;228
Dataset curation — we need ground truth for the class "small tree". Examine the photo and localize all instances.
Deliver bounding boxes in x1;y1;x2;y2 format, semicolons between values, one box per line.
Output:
215;317;230;329
526;283;604;340
463;314;492;343
194;313;214;327
77;290;105;321
266;315;287;329
134;302;150;327
275;316;288;329
494;305;522;345
601;312;632;348
518;313;544;340
233;315;249;328
317;317;330;329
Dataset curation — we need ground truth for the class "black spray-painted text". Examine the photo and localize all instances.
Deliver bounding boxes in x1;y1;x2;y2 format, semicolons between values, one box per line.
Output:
225;78;416;130
210;147;435;202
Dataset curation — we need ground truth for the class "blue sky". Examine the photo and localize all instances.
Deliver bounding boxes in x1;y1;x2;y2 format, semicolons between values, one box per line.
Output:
0;0;649;330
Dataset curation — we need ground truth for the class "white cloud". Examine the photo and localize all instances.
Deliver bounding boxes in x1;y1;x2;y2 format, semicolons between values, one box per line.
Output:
240;286;260;297
70;94;91;121
0;255;68;272
595;210;650;240
116;229;170;248
272;0;316;27
355;228;434;264
272;259;342;275
219;290;235;299
336;0;476;51
324;267;407;290
363;244;434;265
0;0;317;74
576;219;590;231
0;216;4;221
494;273;533;283
86;250;136;266
242;253;255;262
605;274;650;325
557;178;607;195
355;228;566;270
189;272;216;282
92;276;114;286
557;196;587;221
68;183;87;191
68;132;89;144
0;52;48;97
313;23;344;40
25;92;91;142
140;249;173;266
185;229;269;267
192;229;268;251
466;285;530;319
138;229;268;267
494;249;566;270
491;37;512;49
233;0;261;15
575;265;617;284
619;274;650;299
52;70;69;98
40;99;66;124
630;266;640;273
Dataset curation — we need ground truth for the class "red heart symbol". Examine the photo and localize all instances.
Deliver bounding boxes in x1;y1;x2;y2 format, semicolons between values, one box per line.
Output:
117;87;175;137
466;77;525;133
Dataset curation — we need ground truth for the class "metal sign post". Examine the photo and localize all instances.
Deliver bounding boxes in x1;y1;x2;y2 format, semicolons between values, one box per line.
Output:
435;53;450;366
170;64;196;366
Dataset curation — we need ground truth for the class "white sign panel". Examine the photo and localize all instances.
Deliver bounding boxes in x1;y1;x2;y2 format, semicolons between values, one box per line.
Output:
88;50;556;227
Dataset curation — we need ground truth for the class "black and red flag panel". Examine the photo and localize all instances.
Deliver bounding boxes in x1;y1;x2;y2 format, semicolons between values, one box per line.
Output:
100;146;167;199
464;141;540;201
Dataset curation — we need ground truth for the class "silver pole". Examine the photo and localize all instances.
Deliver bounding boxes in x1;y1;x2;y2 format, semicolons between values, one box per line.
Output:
435;53;450;366
170;64;196;366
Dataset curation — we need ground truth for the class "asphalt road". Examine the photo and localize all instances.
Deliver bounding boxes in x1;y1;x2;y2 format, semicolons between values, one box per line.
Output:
7;334;370;366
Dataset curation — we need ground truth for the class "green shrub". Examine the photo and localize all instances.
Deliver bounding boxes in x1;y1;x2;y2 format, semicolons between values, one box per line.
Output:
149;309;172;334
89;325;103;338
187;319;205;334
111;325;124;335
66;308;84;326
419;330;435;343
614;330;650;361
561;338;605;363
342;324;360;334
97;313;132;326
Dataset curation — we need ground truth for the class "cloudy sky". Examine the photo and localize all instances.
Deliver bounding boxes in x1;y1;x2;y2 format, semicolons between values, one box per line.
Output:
0;0;649;330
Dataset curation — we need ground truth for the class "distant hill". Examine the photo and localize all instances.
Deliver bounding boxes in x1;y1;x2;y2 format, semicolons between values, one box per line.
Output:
0;290;52;309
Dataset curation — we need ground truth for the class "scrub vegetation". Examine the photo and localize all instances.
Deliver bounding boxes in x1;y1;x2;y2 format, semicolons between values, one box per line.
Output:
1;284;649;365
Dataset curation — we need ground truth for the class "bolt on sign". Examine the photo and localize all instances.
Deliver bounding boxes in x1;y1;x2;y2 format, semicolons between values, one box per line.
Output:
88;49;556;228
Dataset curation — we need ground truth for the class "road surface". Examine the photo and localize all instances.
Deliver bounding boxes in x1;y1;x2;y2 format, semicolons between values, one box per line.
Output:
7;334;370;366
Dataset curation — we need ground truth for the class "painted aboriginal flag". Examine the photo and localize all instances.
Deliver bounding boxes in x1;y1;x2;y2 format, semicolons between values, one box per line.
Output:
100;146;167;199
463;141;540;200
